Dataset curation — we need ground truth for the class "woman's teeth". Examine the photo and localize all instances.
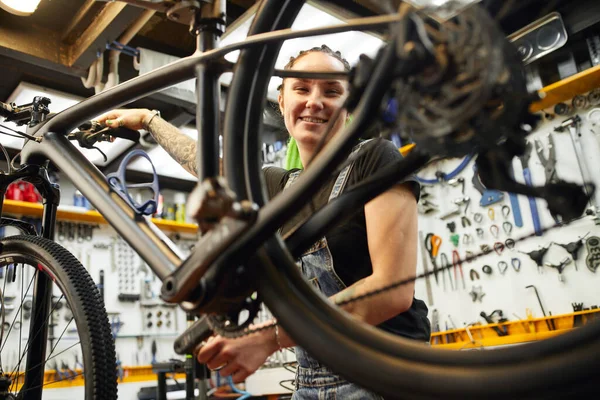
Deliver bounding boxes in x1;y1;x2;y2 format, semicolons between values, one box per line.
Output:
301;117;327;123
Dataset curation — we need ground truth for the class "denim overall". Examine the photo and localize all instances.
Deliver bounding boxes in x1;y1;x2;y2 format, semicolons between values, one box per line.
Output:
283;145;384;400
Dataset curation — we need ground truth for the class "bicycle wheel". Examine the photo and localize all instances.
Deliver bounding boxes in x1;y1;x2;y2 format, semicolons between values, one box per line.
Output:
223;0;600;398
0;235;117;400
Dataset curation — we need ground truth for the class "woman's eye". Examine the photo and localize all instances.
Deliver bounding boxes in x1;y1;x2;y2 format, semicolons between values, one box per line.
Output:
294;87;308;92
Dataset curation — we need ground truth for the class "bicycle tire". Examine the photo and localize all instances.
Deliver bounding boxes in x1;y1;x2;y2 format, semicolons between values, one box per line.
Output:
224;0;600;398
0;235;117;400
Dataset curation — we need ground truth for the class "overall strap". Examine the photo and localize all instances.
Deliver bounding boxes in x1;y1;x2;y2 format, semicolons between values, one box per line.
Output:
283;170;302;191
328;139;371;202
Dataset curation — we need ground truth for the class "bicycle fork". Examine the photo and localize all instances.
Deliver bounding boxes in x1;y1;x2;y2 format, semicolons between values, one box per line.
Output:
0;166;60;399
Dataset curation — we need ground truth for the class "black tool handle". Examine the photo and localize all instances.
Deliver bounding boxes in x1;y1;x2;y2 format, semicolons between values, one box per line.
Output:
174;316;214;355
109;126;141;142
98;270;104;301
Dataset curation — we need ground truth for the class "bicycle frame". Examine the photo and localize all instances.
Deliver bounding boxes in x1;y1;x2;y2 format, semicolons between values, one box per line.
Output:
12;4;410;309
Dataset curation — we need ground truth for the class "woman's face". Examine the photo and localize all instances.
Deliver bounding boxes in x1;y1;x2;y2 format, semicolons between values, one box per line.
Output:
278;51;349;152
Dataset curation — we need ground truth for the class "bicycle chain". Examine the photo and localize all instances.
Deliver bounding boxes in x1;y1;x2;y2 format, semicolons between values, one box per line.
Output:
212;216;588;339
208;314;277;339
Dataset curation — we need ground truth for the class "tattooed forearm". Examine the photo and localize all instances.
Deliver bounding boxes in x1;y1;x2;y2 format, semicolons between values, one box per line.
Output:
148;117;198;177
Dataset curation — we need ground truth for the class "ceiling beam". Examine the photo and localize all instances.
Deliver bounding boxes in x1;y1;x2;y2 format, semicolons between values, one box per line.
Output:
0;18;66;68
228;0;257;8
66;2;133;66
351;0;402;14
61;0;99;43
0;2;145;74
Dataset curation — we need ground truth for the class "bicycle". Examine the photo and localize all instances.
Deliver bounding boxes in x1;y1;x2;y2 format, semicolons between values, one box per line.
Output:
0;0;598;399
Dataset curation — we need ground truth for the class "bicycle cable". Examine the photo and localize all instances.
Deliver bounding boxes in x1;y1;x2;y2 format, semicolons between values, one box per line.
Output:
0;123;40;142
0;141;12;174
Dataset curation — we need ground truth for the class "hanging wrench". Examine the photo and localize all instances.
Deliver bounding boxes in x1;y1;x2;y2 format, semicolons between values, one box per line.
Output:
555;116;599;218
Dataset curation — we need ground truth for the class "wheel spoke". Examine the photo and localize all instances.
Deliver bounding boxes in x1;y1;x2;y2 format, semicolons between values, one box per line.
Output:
10;340;82;394
18;264;24;373
0;269;36;354
10;290;64;383
47;314;73;359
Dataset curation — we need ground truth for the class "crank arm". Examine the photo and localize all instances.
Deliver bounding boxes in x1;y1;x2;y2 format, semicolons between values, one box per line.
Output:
174;316;213;355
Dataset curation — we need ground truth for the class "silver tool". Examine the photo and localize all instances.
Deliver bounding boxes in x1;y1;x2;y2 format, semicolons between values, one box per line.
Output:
555;116;600;219
418;231;434;306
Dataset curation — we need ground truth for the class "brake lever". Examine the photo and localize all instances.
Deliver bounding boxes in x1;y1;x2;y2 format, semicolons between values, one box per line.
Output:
67;130;109;162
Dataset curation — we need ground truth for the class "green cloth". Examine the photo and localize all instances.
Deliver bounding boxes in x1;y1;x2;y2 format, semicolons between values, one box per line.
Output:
285;137;303;170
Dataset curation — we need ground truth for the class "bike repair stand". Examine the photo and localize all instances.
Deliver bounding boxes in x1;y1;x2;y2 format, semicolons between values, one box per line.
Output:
152;357;210;400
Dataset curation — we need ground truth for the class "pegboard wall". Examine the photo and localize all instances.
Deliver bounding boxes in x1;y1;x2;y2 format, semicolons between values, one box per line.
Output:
413;106;600;332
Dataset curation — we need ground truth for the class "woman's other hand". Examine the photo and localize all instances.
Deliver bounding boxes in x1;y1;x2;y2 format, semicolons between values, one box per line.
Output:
196;328;279;384
95;108;153;130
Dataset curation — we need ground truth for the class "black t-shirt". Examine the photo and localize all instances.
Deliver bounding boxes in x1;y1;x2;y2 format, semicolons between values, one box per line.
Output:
264;139;430;341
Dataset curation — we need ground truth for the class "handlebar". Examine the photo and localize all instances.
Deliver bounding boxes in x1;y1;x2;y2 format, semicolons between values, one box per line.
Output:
1;98;139;148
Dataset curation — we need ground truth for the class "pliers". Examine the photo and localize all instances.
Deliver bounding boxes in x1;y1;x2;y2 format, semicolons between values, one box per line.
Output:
452;250;465;290
425;234;442;284
440;252;453;291
534;134;558;185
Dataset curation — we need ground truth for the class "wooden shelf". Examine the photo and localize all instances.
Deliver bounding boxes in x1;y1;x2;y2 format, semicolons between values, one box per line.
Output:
2;199;198;234
10;365;187;390
431;308;600;349
530;64;600;112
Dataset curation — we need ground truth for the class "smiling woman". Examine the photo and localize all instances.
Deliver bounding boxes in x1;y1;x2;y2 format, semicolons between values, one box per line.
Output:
196;45;429;399
276;45;352;167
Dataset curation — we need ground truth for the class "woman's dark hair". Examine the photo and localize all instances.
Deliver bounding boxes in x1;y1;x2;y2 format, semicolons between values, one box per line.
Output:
277;45;351;93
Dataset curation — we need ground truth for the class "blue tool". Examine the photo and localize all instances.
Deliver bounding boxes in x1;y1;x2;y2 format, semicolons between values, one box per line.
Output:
75;354;85;375
111;315;123;339
519;142;542;236
508;192;523;227
506;165;524;227
106;149;159;216
116;355;124;382
472;164;504;206
415;154;474;184
52;361;67;382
